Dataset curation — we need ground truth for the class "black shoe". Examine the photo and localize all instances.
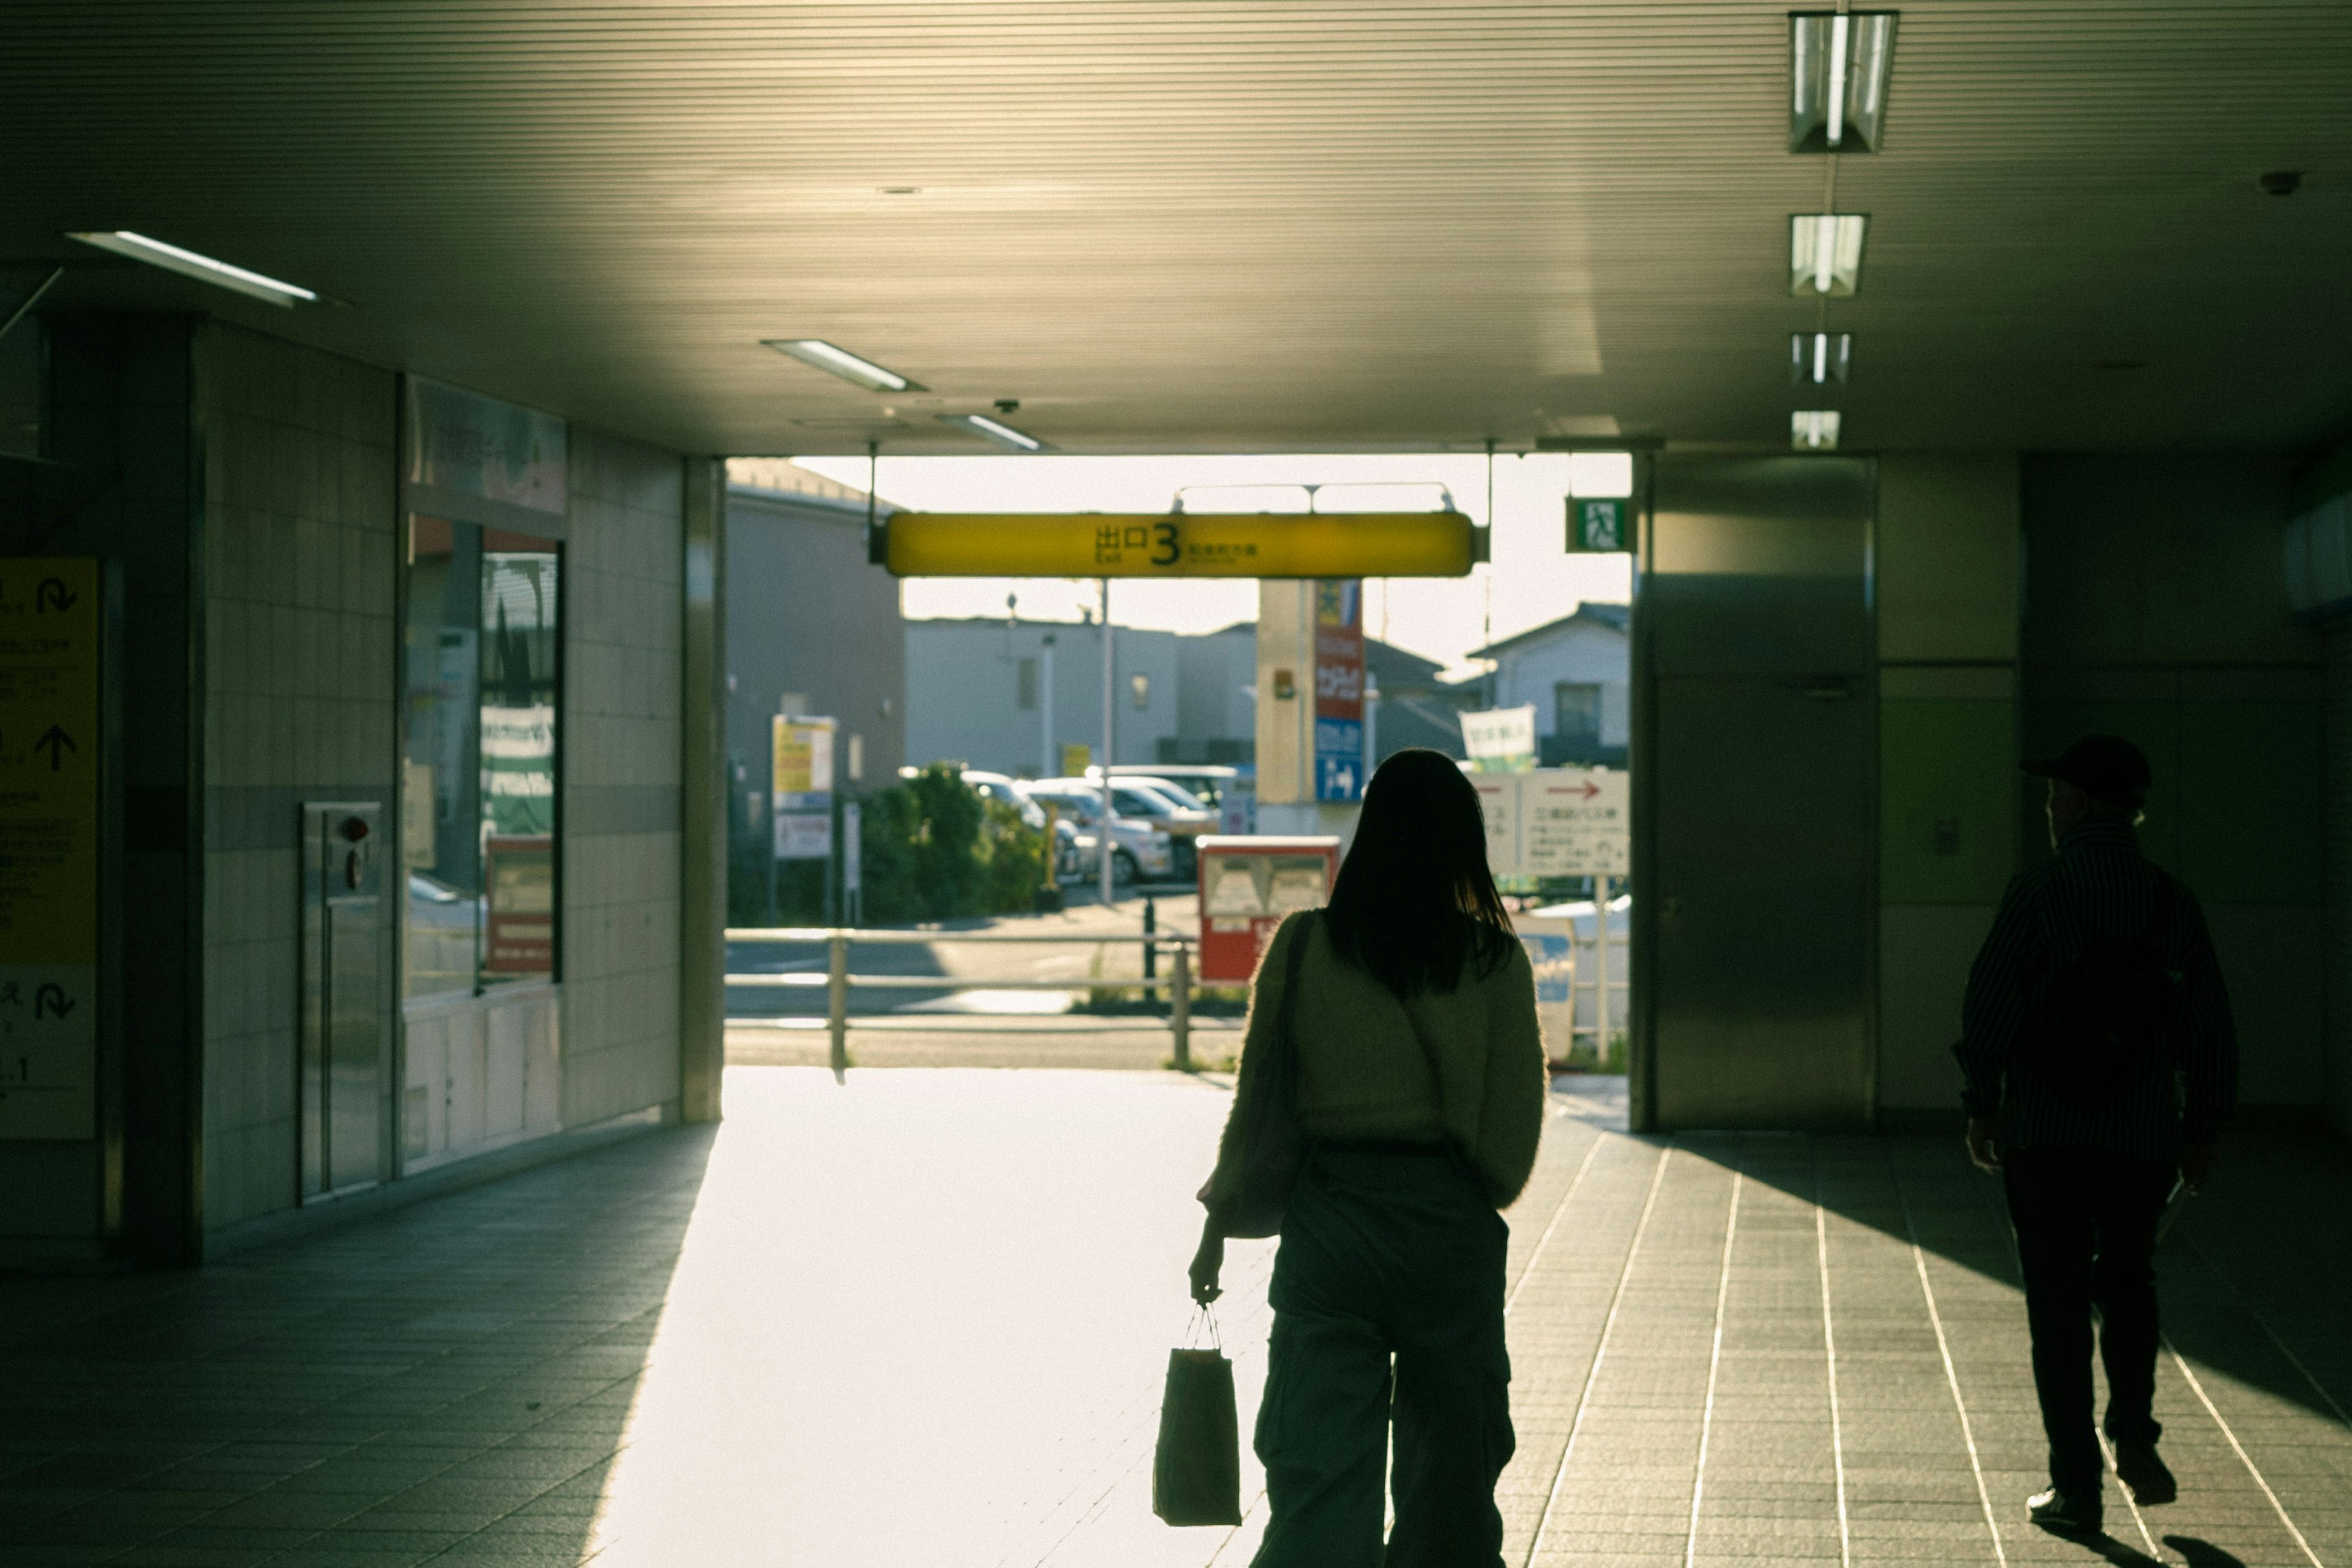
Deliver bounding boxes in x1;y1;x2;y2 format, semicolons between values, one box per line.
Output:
2029;1486;2102;1534
2113;1441;2176;1506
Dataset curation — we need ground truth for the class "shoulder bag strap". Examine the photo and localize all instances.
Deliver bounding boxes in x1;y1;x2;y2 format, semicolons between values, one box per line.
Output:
1276;909;1312;1052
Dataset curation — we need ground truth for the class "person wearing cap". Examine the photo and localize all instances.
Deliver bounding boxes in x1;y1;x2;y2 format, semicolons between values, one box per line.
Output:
1954;734;2237;1537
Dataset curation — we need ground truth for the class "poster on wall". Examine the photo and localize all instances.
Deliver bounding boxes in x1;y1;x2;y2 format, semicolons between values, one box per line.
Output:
0;560;99;1140
1312;579;1364;802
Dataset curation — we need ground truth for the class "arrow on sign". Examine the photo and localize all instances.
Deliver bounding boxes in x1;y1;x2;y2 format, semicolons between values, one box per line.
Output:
35;726;74;771
36;578;78;614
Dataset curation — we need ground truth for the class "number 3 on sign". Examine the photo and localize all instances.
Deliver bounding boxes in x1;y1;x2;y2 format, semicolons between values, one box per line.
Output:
1150;521;1180;567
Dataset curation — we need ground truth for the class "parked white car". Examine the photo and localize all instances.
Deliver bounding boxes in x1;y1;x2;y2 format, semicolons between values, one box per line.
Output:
1020;780;1175;884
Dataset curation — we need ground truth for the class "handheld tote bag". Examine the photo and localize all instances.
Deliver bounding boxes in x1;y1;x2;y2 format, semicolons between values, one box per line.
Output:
1152;1307;1242;1526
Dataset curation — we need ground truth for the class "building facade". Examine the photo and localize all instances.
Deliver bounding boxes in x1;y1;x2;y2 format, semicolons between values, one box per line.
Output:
723;459;905;907
1469;604;1631;767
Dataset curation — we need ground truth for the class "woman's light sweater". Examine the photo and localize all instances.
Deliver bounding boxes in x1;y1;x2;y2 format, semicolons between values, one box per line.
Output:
1206;910;1550;1210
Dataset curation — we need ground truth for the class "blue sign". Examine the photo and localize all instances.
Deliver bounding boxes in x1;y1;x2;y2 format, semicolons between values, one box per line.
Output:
1314;718;1364;802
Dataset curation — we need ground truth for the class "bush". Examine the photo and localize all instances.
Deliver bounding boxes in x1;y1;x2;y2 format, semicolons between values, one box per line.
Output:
856;764;1050;924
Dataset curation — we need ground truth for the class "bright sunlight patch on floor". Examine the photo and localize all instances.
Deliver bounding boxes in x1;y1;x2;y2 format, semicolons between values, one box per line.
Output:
586;1068;1267;1568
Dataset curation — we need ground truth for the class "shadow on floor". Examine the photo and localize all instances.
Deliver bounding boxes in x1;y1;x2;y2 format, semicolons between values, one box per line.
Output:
0;1125;717;1565
1671;1125;2352;1434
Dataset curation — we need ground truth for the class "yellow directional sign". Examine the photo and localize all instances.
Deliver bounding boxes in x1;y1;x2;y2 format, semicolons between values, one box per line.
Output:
0;559;99;1140
880;512;1480;578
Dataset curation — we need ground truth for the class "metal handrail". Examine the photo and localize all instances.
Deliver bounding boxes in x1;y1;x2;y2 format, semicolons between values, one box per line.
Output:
728;927;1194;946
723;924;1203;1080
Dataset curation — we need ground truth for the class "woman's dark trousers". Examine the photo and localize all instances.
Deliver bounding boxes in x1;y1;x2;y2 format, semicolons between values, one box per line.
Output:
1252;1148;1513;1568
2002;1146;2172;1496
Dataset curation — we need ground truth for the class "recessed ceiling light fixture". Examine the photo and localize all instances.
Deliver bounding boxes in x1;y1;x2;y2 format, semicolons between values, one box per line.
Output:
763;339;925;393
66;230;317;306
1792;410;1842;450
1790;12;1898;153
938;412;1047;451
1790;213;1868;296
1791;331;1853;385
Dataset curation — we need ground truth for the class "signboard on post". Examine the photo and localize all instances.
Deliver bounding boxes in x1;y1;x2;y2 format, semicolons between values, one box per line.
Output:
1312;579;1364;802
1478;767;1628;877
772;715;836;863
880;511;1480;579
1567;497;1631;553
0;559;100;1140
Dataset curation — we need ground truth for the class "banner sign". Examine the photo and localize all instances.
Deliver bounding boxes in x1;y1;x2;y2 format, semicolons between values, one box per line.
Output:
1461;704;1537;771
882;511;1477;579
0;559;99;1139
1312;579;1364;802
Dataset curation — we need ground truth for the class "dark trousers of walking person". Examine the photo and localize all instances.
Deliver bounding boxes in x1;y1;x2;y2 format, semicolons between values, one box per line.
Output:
2003;1146;2173;1496
1253;1146;1513;1568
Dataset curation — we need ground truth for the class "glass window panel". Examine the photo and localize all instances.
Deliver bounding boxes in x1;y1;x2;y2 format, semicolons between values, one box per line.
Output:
402;516;562;998
480;542;559;984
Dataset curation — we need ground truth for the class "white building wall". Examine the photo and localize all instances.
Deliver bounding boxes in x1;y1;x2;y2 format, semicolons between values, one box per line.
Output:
905;620;1180;775
1492;619;1630;745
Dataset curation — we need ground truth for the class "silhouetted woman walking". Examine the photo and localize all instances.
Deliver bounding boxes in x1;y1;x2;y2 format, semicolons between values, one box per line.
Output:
1191;748;1547;1567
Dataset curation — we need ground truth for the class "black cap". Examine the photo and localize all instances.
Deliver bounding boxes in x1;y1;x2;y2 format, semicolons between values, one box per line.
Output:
2022;734;2151;808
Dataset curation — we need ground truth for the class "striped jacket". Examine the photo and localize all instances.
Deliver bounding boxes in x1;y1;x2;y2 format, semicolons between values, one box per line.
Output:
1954;821;2237;1164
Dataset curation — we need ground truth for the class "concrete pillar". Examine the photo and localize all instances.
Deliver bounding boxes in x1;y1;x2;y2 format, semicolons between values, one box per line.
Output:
1253;579;1359;840
680;459;727;1123
1874;453;2020;1123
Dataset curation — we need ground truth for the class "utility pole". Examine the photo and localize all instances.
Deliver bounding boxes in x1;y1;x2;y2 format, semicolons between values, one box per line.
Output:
1040;633;1056;779
1099;579;1116;909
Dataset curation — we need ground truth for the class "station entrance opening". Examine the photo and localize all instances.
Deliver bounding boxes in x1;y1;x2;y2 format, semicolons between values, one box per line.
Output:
836;448;1915;1135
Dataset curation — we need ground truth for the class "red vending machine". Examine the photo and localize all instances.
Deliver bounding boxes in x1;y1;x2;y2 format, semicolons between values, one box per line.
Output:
1196;835;1343;983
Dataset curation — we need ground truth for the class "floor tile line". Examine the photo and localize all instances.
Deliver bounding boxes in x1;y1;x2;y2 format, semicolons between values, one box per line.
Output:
1521;1137;1674;1568
2161;1336;2326;1568
1893;1158;2010;1568
1506;1129;1606;1317
2179;1232;2352;1431
1684;1165;1743;1568
1813;1188;1851;1568
2094;1430;2168;1562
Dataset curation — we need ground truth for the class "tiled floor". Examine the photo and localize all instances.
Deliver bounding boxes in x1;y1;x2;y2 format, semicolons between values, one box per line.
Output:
2;1068;2346;1567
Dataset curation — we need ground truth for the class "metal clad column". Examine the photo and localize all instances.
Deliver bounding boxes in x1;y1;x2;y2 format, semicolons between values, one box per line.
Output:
680;458;728;1123
1636;455;1878;1131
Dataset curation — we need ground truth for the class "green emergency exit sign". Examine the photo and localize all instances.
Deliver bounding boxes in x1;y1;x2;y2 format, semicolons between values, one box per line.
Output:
1567;497;1630;553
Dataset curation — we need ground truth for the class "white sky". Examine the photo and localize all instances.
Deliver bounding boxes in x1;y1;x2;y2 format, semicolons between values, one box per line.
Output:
794;453;1634;677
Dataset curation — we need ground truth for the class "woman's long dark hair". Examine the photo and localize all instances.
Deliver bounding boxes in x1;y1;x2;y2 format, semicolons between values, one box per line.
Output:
1322;748;1516;1001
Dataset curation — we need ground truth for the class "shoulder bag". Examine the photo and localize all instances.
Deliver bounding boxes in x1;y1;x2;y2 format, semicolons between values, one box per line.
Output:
1210;910;1315;1239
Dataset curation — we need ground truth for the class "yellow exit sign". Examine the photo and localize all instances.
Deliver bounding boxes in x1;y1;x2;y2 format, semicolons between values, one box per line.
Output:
877;512;1482;578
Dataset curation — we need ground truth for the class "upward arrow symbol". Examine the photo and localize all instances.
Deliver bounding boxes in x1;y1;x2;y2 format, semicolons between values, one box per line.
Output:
34;726;74;771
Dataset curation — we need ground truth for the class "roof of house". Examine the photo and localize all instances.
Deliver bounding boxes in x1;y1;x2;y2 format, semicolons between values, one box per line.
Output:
1465;603;1629;660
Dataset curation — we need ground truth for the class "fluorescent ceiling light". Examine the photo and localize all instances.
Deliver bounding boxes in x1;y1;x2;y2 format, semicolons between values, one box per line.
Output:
1564;451;1635;499
1792;410;1842;450
1790;331;1853;385
66;230;317;306
1790;213;1868;296
1790;12;1898;153
764;339;924;393
937;412;1047;451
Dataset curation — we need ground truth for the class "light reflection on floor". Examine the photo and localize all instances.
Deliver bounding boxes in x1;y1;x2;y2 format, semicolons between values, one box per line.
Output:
588;1067;1271;1567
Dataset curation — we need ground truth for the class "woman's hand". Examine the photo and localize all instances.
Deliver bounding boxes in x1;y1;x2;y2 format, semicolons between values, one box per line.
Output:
1188;1226;1224;1306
